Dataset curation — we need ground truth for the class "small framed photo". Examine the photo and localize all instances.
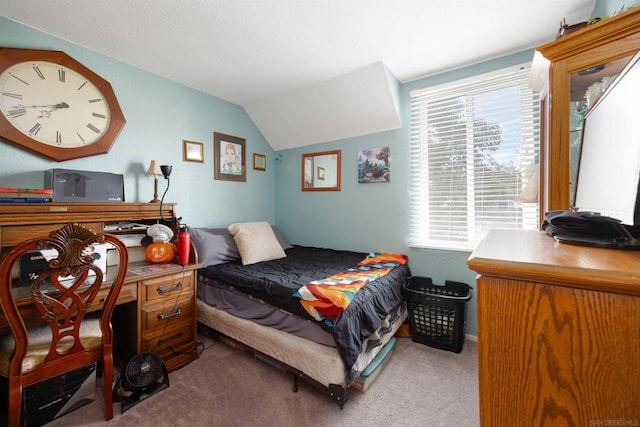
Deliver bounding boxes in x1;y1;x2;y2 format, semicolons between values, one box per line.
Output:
214;132;246;182
253;153;266;171
183;140;204;163
317;166;325;180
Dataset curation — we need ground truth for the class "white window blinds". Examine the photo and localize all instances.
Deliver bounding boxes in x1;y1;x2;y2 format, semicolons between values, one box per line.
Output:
409;64;539;251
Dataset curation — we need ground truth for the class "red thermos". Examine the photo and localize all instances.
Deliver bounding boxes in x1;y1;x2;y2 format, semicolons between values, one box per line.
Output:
177;225;191;265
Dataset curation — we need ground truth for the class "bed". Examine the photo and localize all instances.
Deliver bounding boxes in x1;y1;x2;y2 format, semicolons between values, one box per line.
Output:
192;222;410;407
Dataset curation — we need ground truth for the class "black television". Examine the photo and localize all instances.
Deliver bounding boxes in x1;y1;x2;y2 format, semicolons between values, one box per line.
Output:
573;51;640;227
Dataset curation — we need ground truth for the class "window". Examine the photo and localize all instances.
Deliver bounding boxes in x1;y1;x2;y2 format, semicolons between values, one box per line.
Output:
409;64;539;251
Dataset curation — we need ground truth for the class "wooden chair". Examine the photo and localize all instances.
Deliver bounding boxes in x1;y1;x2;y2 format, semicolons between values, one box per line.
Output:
0;223;128;426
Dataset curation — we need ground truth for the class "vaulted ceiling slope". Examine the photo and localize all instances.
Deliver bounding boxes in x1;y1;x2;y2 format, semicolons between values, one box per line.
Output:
1;0;596;150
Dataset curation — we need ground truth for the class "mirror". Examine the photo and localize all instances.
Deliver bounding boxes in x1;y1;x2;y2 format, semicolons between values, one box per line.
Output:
302;150;341;191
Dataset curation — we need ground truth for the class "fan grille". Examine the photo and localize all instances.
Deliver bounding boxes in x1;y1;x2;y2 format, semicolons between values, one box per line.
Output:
123;352;165;391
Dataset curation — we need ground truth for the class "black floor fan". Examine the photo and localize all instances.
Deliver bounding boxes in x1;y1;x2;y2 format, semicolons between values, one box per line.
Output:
114;352;169;413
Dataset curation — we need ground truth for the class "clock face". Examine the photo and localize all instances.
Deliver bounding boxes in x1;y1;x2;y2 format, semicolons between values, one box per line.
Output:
0;61;112;147
0;48;126;162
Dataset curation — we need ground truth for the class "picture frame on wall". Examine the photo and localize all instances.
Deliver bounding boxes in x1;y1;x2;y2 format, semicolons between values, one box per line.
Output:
183;140;204;163
253;153;266;171
358;147;390;183
214;132;246;182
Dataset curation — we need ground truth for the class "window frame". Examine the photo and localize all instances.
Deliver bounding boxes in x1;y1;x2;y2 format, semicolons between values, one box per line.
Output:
408;63;540;251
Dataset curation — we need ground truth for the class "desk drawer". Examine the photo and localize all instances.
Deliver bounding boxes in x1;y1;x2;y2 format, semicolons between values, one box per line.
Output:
141;320;194;355
140;272;193;304
142;294;193;331
95;282;137;308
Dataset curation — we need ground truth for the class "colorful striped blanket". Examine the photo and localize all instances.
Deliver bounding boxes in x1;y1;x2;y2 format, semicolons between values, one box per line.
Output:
293;252;408;327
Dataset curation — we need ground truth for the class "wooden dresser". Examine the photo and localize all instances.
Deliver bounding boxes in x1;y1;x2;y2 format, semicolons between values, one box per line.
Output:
467;229;640;425
0;202;202;372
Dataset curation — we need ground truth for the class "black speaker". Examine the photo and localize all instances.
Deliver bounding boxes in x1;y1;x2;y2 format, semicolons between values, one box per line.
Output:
21;362;97;427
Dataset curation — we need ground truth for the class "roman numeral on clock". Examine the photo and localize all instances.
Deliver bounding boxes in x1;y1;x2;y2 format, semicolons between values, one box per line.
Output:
29;123;42;136
32;66;45;80
87;123;100;134
58;69;65;82
9;73;28;86
56;131;62;145
2;92;22;99
8;108;27;118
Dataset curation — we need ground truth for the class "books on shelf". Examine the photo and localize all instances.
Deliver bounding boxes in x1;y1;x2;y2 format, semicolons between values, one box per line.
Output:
0;198;51;203
0;187;53;202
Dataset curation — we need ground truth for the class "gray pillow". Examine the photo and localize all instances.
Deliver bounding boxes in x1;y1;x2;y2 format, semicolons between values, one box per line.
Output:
272;226;293;249
198;226;292;249
191;228;240;266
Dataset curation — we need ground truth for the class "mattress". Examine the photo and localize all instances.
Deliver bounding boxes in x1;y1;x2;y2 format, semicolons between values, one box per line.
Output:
197;298;406;388
198;245;410;382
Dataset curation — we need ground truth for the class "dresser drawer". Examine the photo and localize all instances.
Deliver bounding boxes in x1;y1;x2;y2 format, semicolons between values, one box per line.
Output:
140;271;193;304
95;282;137;309
141;320;194;355
141;294;193;331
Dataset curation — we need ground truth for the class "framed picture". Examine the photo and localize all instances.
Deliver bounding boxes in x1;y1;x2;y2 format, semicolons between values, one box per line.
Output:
214;132;246;182
317;166;325;180
253;153;266;171
358;147;390;183
183;140;204;163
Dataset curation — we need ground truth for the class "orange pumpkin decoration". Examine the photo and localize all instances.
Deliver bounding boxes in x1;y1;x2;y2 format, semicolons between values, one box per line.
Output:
145;242;175;264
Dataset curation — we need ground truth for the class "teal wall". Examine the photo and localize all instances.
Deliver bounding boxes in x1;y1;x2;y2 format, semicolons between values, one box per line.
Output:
0;17;276;228
275;50;538;338
593;0;640;18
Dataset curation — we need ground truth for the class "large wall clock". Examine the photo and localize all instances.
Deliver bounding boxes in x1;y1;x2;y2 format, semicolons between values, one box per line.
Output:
0;48;126;162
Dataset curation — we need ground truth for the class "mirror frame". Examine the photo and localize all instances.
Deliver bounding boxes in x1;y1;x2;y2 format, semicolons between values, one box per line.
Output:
301;150;341;191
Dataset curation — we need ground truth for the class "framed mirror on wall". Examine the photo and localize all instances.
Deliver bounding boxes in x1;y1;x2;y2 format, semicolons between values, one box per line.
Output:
302;150;341;191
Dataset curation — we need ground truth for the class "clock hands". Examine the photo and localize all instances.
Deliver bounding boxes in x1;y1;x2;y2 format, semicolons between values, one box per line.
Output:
9;102;69;118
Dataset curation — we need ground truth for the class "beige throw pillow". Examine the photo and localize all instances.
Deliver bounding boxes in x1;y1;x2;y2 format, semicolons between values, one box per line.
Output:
228;222;286;265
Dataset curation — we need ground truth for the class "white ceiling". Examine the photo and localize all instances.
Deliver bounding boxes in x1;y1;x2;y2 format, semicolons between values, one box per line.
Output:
1;0;595;150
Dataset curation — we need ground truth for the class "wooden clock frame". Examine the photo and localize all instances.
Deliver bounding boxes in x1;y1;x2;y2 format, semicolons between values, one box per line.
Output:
0;48;126;162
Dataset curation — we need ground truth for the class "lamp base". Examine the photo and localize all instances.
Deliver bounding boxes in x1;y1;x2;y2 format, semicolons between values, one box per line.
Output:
149;177;160;203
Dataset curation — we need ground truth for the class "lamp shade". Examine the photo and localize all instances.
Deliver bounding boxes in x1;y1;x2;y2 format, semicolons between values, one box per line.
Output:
146;160;163;177
517;163;539;204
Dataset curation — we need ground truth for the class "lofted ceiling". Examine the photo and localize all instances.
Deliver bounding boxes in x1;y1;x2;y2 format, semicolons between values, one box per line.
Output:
1;0;596;150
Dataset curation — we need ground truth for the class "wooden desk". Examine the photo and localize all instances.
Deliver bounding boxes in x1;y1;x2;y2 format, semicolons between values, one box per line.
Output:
467;229;640;425
0;202;202;372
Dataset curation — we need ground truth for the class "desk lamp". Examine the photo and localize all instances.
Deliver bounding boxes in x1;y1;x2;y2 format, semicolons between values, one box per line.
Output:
146;161;163;203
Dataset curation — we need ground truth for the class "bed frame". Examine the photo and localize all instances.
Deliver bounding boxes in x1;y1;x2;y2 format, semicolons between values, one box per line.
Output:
197;298;405;408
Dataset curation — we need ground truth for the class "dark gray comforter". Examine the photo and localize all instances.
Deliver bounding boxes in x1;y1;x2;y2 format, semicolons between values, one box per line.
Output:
198;245;410;382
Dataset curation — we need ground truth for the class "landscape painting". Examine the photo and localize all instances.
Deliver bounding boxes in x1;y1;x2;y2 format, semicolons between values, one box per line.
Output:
358;147;390;183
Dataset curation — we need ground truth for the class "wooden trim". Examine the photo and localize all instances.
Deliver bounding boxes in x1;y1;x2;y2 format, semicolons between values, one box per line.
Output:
0;202;175;227
537;7;640;61
532;6;640;214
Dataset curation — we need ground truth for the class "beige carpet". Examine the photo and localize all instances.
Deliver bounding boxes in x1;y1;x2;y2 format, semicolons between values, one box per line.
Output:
44;335;479;427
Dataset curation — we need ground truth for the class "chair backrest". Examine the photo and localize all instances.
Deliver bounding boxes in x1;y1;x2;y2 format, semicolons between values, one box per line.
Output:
0;223;128;379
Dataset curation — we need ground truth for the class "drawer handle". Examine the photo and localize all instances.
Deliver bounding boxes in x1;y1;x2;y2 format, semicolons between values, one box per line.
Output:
157;332;183;346
157;307;182;320
157;281;183;294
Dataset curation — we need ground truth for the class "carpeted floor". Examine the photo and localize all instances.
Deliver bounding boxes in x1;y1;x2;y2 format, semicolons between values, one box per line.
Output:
44;335;479;427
